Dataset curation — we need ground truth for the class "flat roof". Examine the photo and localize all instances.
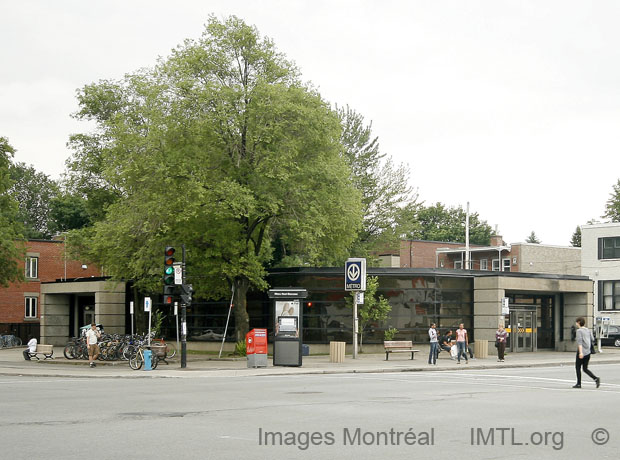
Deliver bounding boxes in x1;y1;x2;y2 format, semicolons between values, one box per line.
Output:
267;266;590;281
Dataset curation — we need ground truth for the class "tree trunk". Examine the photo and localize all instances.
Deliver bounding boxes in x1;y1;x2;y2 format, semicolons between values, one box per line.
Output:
233;277;250;342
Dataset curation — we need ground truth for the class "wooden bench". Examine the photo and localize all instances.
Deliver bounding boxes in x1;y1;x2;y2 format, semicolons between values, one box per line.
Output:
28;344;54;360
384;341;420;360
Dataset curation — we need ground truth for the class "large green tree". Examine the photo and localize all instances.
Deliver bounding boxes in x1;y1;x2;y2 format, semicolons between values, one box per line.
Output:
66;16;362;339
9;162;59;239
0;137;25;286
402;202;493;245
338;106;418;259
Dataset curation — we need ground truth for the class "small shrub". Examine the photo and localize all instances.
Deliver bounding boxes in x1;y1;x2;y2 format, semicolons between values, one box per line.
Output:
234;341;247;357
384;327;399;341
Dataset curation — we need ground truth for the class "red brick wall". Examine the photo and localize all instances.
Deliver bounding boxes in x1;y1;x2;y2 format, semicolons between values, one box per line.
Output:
400;240;467;268
0;240;100;324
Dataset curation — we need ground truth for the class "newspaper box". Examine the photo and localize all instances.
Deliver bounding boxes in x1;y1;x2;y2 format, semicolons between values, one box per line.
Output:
246;328;268;368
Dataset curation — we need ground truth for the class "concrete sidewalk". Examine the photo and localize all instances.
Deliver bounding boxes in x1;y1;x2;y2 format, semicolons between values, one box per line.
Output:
1;346;619;379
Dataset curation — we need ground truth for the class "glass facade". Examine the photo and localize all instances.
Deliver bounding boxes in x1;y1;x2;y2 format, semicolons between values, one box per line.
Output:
172;269;474;345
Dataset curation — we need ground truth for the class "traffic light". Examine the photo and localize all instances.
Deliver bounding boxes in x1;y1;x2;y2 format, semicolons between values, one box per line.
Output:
163;246;176;304
180;284;193;305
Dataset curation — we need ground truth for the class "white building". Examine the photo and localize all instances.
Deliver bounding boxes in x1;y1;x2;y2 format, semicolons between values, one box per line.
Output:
581;223;620;324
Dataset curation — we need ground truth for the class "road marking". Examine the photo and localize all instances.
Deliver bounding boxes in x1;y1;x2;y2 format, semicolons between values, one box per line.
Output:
328;374;620;393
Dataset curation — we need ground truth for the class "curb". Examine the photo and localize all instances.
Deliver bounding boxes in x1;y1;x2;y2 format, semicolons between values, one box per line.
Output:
2;357;619;379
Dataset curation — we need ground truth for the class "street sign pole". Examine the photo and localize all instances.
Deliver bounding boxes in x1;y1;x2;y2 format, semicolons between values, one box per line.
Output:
353;291;358;359
130;301;134;336
345;258;366;360
175;301;180;357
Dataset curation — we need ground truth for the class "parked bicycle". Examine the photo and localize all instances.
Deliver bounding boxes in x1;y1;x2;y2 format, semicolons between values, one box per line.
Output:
129;345;159;370
0;335;22;348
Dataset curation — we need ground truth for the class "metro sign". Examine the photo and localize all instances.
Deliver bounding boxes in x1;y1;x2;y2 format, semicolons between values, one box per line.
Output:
345;258;366;291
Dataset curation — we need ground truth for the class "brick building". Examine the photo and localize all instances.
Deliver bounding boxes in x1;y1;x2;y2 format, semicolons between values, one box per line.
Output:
397;236;581;276
0;239;100;341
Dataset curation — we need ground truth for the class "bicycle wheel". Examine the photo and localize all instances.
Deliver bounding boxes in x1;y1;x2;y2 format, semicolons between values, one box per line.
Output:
63;344;75;359
165;342;177;359
151;353;159;370
129;353;143;370
123;344;137;361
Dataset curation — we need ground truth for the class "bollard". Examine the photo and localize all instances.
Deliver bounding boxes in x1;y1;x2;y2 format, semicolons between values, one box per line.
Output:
143;349;152;371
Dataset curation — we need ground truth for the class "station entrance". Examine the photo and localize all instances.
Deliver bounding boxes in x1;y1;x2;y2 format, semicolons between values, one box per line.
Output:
504;294;555;353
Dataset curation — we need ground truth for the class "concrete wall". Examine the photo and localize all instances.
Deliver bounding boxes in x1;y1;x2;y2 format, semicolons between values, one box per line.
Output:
473;275;593;354
518;243;581;276
41;280;126;346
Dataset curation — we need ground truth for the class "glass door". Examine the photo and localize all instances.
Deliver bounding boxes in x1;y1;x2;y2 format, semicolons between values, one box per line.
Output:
509;310;536;352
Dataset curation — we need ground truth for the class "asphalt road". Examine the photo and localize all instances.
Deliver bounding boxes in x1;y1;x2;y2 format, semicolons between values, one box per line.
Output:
1;363;619;460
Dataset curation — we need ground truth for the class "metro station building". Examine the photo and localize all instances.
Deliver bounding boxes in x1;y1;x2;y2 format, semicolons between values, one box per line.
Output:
4;241;593;354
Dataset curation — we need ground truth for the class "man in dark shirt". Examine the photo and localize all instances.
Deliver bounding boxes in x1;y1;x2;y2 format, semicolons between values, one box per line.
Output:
437;330;453;359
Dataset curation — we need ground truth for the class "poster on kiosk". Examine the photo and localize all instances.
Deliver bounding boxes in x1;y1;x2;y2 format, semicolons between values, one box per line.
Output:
269;288;307;367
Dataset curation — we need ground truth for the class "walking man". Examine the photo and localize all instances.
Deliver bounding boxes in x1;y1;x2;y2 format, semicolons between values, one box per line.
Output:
428;323;438;365
86;323;101;368
573;317;600;389
456;323;468;364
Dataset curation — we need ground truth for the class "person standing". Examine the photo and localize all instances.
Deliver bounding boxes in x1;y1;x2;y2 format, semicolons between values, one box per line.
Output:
573;317;600;389
428;323;438;365
456;323;468;364
23;335;37;361
495;324;507;362
86;323;101;368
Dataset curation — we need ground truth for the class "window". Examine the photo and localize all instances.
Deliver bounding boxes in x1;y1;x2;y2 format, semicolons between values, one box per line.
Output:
492;258;511;272
503;259;511;272
480;259;488;270
454;260;463;269
599;237;620;260
600;280;620;310
25;256;38;279
25;297;37;318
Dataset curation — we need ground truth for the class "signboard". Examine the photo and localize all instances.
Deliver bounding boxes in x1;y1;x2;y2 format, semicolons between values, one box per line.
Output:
356;292;364;304
501;297;509;315
173;262;183;285
345;258;366;291
144;297;152;312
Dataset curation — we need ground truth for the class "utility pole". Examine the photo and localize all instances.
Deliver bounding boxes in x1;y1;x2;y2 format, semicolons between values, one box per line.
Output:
465;201;470;270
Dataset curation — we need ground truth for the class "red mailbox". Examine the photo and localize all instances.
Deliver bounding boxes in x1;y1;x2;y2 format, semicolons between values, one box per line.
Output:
246;329;268;367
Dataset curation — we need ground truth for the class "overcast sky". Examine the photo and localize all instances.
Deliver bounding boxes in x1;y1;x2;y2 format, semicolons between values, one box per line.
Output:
2;1;619;246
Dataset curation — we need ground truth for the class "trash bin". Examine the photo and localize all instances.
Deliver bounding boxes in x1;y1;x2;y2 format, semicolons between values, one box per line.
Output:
302;344;310;356
151;344;167;361
329;341;345;363
246;329;268;368
474;340;489;359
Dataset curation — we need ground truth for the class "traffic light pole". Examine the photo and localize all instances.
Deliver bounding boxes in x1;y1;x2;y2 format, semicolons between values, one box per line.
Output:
181;245;187;369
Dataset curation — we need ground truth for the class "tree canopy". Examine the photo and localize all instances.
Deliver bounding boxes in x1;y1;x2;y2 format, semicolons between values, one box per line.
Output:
9;162;59;239
401;202;493;245
0;137;25;286
338;106;418;259
604;179;620;222
66;16;362;339
525;231;541;244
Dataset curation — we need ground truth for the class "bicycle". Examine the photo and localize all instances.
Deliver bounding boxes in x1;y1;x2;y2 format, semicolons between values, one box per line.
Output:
129;345;159;370
151;337;177;360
